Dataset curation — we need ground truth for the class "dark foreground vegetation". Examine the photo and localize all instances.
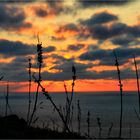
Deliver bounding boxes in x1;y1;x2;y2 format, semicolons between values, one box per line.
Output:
0;115;85;139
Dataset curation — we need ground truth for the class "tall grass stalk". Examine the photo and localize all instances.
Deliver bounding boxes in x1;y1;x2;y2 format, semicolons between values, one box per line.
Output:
113;51;123;138
133;55;140;113
0;76;3;81
70;65;76;106
70;105;74;132
5;81;9;116
64;81;69;114
32;74;71;133
77;100;81;135
97;117;102;138
65;65;76;127
87;111;90;138
29;40;43;126
27;58;32;123
5;81;11;116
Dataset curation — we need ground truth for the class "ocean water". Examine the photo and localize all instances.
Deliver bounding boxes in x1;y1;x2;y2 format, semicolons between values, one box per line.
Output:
0;91;140;138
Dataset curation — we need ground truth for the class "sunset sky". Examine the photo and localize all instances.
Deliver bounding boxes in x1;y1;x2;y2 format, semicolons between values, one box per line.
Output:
0;0;140;92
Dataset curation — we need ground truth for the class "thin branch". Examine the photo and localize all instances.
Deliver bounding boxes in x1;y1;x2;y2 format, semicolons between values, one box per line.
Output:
65;65;76;127
133;54;140;113
113;51;123;139
32;74;71;133
27;58;32;123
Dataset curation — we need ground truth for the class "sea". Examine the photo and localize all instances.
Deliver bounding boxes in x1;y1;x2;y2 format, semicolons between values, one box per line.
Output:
0;91;140;138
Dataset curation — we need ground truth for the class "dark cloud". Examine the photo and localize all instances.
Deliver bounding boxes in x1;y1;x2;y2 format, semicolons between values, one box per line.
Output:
89;23;127;40
76;30;90;40
111;35;140;46
78;12;127;40
43;59;93;81
0;48;138;82
128;25;140;37
77;68;135;80
80;12;118;26
79;12;140;41
56;23;79;33
56;23;91;40
79;20;128;40
45;0;62;7
78;0;133;7
1;0;35;3
0;39;35;57
79;48;140;66
40;54;136;81
46;0;74;15
0;57;28;82
50;54;68;63
67;44;84;51
87;44;99;51
0;5;32;31
51;36;66;41
34;7;48;17
44;46;56;53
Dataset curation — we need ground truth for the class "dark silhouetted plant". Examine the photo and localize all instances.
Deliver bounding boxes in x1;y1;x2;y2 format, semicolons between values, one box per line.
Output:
29;37;43;126
133;55;140;113
97;117;102;139
65;65;76;129
27;58;32;123
32;74;71;133
113;51;123;138
0;76;3;81
64;81;69;115
87;111;90;138
77;100;81;135
5;81;9;116
5;81;11;116
70;104;74;132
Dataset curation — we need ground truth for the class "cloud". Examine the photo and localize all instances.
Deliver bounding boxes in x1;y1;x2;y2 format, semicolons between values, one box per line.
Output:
31;0;73;18
111;34;140;46
51;36;66;41
87;44;99;51
49;54;68;63
0;57;28;82
46;0;74;15
44;46;56;53
1;0;35;3
67;44;84;51
0;39;35;57
56;23;79;33
79;12;140;41
77;68;135;80
0;5;32;31
40;54;136;81
0;48;138;82
55;23;80;39
128;25;140;37
80;12;118;26
79;47;140;66
78;0;133;7
43;58;93;81
46;0;61;6
88;22;127;40
78;12;129;40
34;7;48;17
